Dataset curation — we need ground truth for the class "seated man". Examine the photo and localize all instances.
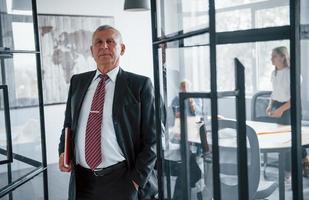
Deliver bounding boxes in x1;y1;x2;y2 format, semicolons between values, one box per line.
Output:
166;79;203;200
171;80;202;118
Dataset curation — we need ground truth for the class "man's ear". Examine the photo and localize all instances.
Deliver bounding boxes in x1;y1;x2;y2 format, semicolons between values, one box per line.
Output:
120;44;126;56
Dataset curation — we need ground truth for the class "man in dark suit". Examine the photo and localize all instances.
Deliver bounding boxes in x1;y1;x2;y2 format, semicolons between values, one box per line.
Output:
58;25;157;200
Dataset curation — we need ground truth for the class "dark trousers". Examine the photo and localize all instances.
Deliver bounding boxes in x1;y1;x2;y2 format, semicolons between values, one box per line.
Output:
271;101;308;171
75;162;138;200
284;149;308;172
165;152;201;200
271;101;290;125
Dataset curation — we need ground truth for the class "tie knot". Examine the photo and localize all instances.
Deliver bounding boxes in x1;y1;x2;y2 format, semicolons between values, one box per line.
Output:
99;74;109;82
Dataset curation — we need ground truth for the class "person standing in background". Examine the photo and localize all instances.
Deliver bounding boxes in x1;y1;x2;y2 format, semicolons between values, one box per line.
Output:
266;46;309;178
169;79;203;200
266;46;291;124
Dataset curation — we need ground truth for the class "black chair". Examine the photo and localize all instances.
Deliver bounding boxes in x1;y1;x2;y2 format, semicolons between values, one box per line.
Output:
251;91;275;123
251;91;278;178
200;119;277;200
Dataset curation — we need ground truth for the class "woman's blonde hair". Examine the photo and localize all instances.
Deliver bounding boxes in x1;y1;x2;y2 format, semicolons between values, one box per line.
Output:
273;46;290;67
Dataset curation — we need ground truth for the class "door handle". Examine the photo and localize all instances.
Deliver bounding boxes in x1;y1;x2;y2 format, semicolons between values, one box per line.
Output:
0;85;13;165
0;47;13;58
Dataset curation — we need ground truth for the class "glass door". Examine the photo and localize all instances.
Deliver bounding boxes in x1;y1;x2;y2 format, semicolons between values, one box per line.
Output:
151;0;305;200
0;0;48;199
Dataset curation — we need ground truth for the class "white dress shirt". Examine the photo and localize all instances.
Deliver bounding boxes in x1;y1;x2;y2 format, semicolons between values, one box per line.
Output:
270;67;290;102
75;66;125;169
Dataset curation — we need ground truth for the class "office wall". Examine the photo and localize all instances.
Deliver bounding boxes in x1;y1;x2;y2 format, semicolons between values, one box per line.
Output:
37;0;154;79
37;0;154;163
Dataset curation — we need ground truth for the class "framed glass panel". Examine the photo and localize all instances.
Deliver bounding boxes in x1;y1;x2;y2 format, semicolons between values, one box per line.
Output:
216;0;267;9
0;0;34;51
300;1;309;197
217;40;289;95
216;0;289;32
12;174;44;200
156;0;209;37
3;54;38;107
157;33;211;199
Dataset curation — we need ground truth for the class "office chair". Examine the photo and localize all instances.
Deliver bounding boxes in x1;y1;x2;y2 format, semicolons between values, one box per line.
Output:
251;91;277;178
200;119;277;200
251;91;274;123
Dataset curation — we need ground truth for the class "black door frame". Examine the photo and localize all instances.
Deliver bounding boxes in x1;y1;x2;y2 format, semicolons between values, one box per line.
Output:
0;0;48;199
150;0;303;199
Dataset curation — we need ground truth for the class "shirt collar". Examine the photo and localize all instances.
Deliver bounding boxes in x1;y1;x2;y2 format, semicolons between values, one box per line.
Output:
94;66;120;83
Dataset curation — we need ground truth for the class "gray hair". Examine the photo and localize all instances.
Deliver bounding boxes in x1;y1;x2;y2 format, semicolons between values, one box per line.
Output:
92;25;123;43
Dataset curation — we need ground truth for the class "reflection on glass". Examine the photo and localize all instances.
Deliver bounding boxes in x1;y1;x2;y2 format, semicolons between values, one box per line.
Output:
0;91;8;161
156;0;209;37
301;39;309;124
0;0;35;51
4;54;39;107
300;0;309;24
216;0;289;32
12;22;35;50
216;0;266;9
12;173;44;199
255;6;289;29
3;0;33;15
216;9;251;32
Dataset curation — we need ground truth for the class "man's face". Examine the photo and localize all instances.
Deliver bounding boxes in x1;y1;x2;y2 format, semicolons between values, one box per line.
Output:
90;28;125;71
180;82;188;92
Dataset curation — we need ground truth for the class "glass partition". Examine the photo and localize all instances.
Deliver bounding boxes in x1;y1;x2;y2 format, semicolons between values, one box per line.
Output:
216;0;289;32
0;0;34;51
301;0;309;197
0;0;47;198
217;40;289;95
155;0;209;37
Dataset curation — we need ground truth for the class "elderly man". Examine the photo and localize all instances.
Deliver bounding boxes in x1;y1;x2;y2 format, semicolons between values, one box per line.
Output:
58;25;157;200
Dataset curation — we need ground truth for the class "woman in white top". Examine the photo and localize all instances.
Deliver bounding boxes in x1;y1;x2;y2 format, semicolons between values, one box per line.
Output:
266;46;309;177
266;46;291;124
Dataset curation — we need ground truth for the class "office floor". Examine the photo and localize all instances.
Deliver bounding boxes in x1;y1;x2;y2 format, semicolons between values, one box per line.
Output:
0;163;309;200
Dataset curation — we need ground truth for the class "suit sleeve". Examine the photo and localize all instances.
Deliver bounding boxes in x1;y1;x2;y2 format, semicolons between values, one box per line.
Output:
131;78;157;188
58;76;74;156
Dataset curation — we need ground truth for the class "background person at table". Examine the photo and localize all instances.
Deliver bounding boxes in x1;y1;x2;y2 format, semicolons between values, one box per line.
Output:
171;79;202;118
266;46;309;177
168;79;203;200
58;25;157;199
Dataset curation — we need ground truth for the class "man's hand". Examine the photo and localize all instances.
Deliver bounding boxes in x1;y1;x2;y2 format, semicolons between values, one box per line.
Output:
189;98;196;113
132;180;139;191
59;153;72;172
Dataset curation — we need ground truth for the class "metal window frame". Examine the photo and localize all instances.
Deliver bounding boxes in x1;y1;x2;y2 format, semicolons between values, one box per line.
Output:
150;0;303;199
0;0;49;199
0;85;12;165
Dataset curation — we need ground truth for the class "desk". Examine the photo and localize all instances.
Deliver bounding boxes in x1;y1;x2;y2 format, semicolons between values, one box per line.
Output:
170;117;309;200
248;121;309;200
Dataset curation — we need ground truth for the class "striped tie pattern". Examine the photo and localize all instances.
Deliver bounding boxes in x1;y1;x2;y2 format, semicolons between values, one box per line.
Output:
85;74;108;170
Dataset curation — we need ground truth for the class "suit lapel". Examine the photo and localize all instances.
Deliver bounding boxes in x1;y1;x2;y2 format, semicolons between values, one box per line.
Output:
112;68;127;117
112;69;131;160
72;70;96;130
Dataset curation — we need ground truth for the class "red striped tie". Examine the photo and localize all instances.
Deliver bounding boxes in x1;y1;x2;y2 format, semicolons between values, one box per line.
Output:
85;74;108;170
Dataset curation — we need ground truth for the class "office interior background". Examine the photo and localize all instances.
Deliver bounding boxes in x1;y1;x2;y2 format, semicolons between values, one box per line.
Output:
0;0;309;199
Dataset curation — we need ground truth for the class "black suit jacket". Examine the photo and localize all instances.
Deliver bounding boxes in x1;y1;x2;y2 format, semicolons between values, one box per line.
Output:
58;68;157;199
